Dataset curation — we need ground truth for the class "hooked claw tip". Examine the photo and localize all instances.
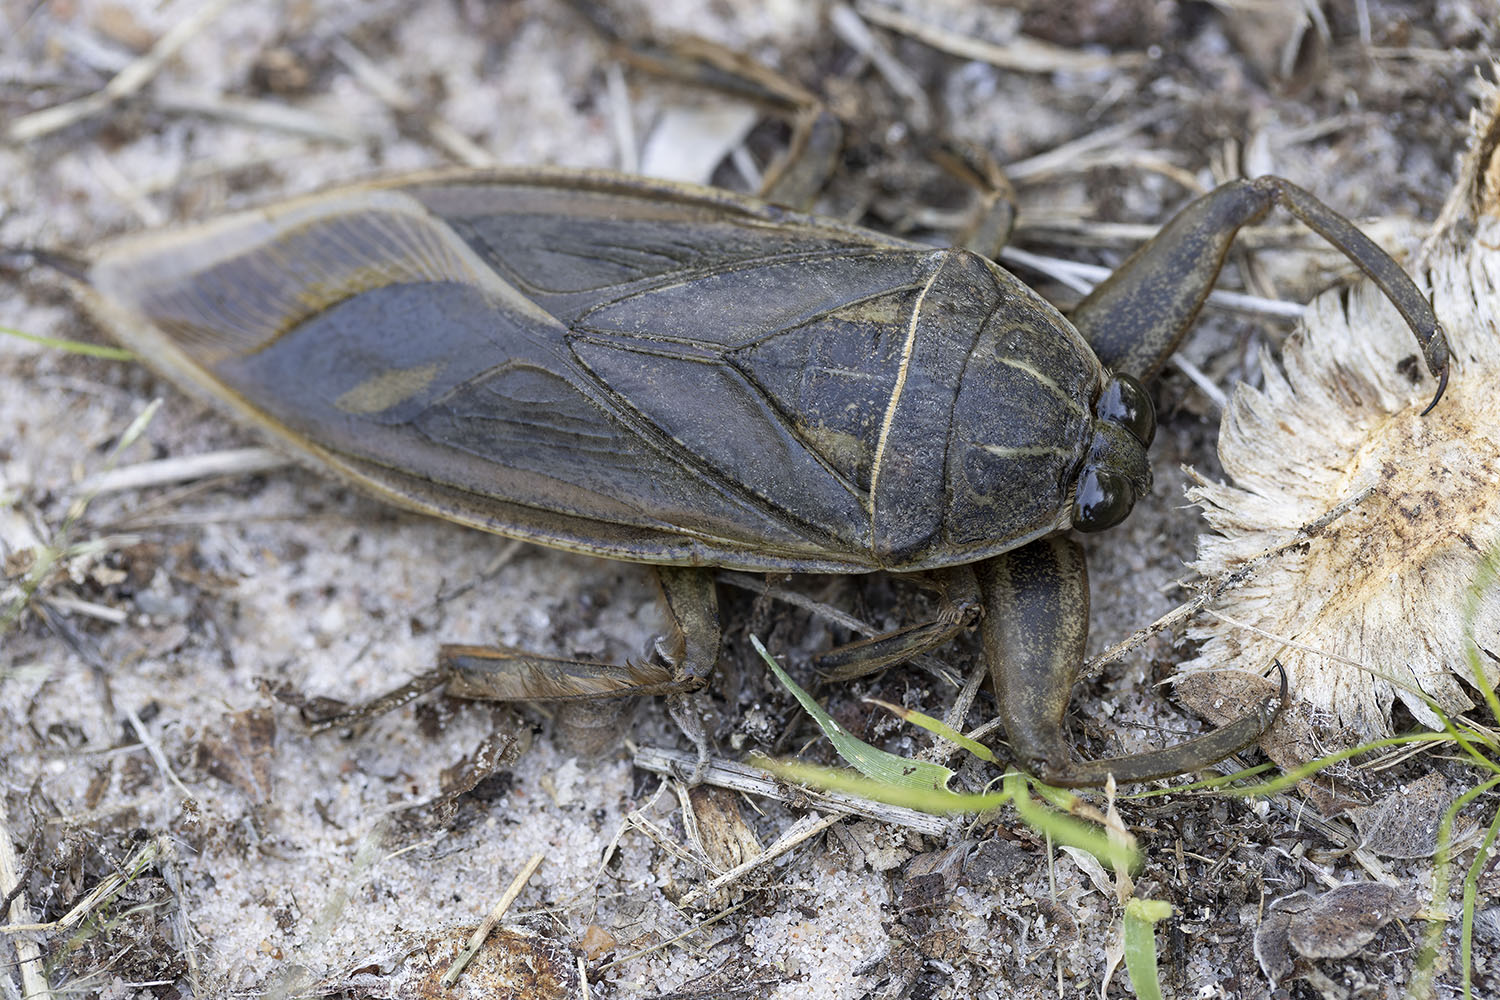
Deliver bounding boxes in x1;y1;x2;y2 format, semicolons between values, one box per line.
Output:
1270;660;1289;701
1255;661;1290;730
1420;362;1449;416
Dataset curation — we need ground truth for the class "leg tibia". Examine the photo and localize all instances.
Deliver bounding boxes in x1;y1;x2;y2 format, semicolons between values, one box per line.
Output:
1072;176;1447;410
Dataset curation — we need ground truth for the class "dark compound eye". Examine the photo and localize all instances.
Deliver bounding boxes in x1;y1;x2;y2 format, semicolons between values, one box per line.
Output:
1098;374;1155;448
1072;467;1135;532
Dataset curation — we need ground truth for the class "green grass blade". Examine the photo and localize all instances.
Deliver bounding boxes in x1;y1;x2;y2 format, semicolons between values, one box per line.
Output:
758;757;1011;814
0;324;134;361
863;696;997;762
1217;732;1456;797
1462;801;1500;999
1410;772;1500;999
1005;773;1138;872
753;635;956;790
1123;898;1172;1000
1461;546;1500;724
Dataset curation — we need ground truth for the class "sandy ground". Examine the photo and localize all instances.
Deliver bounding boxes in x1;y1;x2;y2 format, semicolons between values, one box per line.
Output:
1;1;1497;998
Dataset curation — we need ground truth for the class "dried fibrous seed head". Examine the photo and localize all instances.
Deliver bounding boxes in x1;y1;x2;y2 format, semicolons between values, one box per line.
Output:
1177;74;1500;748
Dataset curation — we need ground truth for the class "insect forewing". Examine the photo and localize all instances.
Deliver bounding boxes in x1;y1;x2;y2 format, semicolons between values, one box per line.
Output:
86;170;960;572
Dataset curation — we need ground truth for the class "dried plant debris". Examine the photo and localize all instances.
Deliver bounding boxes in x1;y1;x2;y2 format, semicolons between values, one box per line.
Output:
192;705;277;803
387;925;580;1000
897;842;967;913
1293;884;1422;961
403;727;529;829
5;2;1500;998
1254;882;1421;987
683;785;763;876
1181;74;1500;748
1345;771;1455;859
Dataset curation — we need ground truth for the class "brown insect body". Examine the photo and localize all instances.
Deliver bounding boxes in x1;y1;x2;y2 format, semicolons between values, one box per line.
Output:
87;170;1109;574
73;167;1447;786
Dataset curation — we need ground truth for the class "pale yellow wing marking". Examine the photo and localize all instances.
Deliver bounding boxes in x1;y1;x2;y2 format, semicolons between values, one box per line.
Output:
978;444;1074;460
334;362;444;415
866;252;946;527
994;356;1090;418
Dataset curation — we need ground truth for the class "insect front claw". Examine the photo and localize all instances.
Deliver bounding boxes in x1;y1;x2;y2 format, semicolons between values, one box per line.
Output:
1420;326;1452;415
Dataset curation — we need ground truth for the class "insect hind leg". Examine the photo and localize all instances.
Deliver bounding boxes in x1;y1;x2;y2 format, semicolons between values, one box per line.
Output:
307;567;721;763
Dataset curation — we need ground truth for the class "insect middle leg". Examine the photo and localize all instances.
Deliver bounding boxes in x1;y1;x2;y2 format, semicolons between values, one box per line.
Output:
811;566;982;682
928;139;1018;260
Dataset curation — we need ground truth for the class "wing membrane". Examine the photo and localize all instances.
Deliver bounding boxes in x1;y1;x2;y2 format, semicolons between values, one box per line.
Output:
87;170;944;570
